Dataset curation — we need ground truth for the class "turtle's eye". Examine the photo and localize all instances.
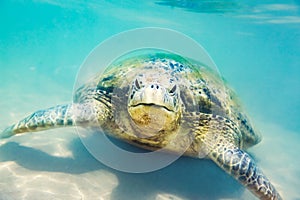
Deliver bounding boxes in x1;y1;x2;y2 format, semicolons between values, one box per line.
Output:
134;79;141;89
169;85;177;95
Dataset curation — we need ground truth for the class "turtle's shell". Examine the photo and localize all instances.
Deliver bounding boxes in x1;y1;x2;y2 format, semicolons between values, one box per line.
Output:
74;53;261;152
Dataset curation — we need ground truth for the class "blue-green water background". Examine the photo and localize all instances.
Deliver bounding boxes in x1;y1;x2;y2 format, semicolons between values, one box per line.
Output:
0;0;299;199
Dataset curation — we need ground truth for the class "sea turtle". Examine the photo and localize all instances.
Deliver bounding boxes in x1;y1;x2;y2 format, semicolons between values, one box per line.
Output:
1;52;281;199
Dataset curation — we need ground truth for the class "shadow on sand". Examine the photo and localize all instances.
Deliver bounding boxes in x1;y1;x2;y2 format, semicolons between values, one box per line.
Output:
0;136;245;199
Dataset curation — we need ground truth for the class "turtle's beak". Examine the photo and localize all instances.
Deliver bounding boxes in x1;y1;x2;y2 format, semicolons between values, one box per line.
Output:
129;83;177;112
130;103;174;112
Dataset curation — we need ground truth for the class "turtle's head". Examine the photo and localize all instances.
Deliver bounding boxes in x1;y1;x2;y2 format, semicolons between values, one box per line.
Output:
127;73;181;137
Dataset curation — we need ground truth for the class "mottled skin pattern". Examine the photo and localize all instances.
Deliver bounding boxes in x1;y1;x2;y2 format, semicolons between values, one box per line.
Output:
1;53;281;200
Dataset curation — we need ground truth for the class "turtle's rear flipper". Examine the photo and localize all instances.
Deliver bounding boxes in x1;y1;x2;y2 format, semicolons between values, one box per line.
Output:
1;103;102;138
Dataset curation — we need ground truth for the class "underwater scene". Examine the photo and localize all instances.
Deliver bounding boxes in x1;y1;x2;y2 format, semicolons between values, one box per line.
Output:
0;0;300;199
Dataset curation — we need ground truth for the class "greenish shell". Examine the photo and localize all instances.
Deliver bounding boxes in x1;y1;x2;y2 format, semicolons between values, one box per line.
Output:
75;53;261;151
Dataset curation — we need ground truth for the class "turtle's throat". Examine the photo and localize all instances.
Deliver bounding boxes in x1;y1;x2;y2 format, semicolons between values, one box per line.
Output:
127;104;179;137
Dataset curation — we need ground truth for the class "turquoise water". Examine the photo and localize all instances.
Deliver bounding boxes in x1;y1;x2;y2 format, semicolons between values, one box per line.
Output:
0;0;300;199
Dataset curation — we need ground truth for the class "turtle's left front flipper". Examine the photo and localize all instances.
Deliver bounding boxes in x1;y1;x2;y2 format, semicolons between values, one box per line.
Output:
1;102;107;139
209;143;282;200
193;114;282;200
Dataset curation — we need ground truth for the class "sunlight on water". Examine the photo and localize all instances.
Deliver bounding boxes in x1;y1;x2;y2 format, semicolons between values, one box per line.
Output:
0;0;299;199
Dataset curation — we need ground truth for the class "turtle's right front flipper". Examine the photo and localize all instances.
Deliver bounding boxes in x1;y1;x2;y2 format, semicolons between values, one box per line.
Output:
1;102;109;139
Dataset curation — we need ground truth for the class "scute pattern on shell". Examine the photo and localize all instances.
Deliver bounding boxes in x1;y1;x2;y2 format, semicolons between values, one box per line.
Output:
75;53;260;149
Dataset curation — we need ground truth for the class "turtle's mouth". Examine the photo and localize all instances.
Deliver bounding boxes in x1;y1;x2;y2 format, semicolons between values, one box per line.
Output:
129;103;174;112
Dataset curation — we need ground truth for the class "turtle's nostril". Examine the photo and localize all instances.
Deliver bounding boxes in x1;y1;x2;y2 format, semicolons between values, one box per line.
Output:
150;84;159;89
